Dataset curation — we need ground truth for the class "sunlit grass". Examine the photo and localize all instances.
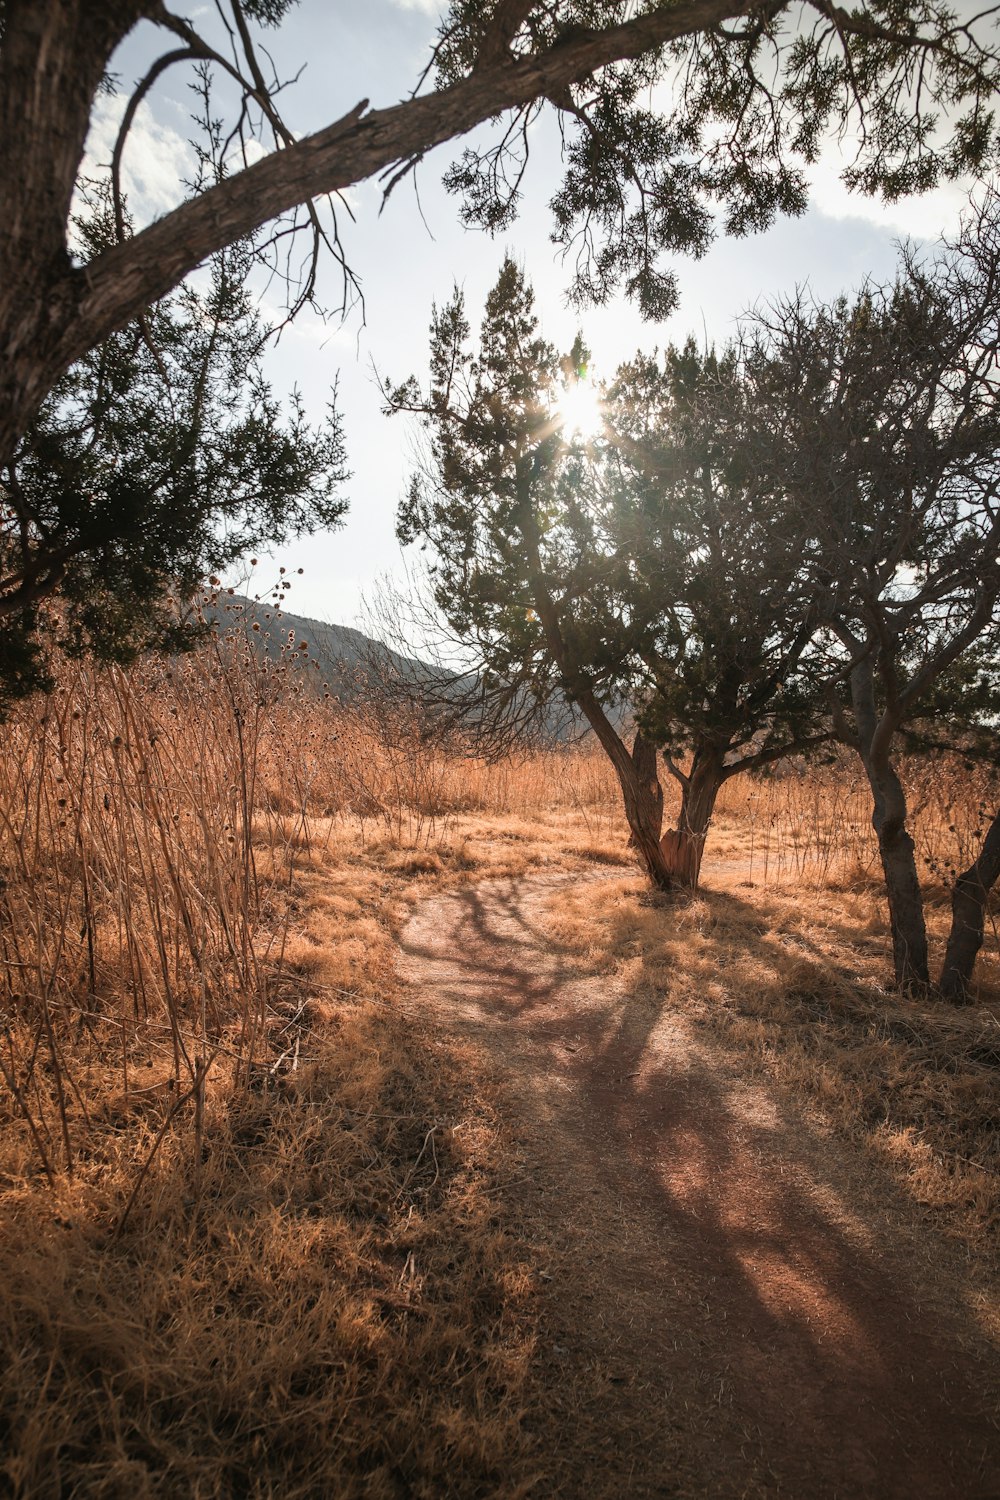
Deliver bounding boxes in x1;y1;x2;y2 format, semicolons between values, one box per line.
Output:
0;640;996;1493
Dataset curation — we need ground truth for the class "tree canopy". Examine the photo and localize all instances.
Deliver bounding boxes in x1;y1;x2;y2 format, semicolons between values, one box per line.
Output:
3;1;1000;470
0;188;348;708
732;198;1000;987
393;199;1000;965
390;258;840;885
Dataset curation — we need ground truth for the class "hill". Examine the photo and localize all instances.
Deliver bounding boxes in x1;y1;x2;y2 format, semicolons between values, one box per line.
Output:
205;591;592;746
205;592;431;690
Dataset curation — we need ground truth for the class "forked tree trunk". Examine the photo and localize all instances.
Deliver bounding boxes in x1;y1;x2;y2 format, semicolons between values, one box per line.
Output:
659;746;725;888
849;664;929;991
616;729;673;889
940;810;1000;1003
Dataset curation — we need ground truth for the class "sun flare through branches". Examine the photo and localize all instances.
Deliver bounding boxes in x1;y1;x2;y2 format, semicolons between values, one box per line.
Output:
554;373;604;440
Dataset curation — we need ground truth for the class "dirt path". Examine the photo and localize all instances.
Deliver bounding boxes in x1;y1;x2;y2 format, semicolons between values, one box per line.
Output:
398;874;1000;1500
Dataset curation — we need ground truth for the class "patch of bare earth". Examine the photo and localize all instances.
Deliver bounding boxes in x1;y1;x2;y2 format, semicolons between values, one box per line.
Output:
399;873;1000;1499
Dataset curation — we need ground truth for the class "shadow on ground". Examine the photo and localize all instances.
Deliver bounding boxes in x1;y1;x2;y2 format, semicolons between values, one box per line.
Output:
400;875;1000;1500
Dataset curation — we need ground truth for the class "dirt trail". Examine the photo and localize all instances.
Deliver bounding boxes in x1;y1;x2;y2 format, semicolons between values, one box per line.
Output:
398;873;1000;1500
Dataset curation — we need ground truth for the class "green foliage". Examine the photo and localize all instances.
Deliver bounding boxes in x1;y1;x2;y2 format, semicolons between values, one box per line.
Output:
602;340;830;761
395;259;570;703
395;216;1000;771
391;257;831;768
435;2;999;317
906;633;1000;759
732;198;1000;743
242;0;299;24
0;187;348;709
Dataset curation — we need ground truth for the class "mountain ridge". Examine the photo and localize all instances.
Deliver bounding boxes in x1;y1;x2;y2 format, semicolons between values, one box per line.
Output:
205;591;430;686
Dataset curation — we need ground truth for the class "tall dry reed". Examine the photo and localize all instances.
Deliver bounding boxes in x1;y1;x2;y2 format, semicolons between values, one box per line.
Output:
0;633;322;1176
714;751;1000;896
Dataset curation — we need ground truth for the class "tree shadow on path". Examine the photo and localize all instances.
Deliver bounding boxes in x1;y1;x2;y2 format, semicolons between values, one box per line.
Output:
399;876;1000;1500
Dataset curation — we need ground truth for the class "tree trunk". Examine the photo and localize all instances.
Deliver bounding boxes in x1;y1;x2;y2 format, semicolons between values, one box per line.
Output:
0;1;145;469
875;804;929;990
659;745;725;888
849;662;929;991
940;810;1000;1003
616;729;673;889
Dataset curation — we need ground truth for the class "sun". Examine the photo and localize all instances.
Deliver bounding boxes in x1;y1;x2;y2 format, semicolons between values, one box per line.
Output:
554;373;604;440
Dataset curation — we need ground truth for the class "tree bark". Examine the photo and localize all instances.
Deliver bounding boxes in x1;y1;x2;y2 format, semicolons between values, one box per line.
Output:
940;810;1000;1002
618;728;672;886
876;802;929;990
849;661;929;990
0;0;145;468
659;745;725;888
568;689;674;888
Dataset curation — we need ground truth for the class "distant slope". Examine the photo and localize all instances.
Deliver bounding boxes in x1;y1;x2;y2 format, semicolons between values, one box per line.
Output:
205;593;430;687
204;592;594;745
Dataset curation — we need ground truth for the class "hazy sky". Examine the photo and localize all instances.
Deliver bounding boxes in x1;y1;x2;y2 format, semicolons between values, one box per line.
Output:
94;1;977;628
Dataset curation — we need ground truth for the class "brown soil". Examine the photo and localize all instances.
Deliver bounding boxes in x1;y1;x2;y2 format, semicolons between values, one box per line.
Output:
398;873;1000;1500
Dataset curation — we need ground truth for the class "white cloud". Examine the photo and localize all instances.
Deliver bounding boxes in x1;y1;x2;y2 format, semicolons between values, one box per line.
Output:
805;138;973;245
236;137;268;170
79;91;197;229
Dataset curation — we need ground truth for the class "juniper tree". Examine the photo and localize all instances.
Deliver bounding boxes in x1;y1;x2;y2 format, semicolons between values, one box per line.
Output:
738;201;1000;991
0;187;348;708
390;259;838;888
390;260;675;883
600;341;836;883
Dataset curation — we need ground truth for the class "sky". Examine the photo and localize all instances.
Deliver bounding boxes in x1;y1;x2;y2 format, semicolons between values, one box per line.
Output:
92;0;978;631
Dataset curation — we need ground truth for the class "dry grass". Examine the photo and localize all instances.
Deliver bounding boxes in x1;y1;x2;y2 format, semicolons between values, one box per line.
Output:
710;750;1000;895
0;1001;540;1497
547;865;1000;1291
1;636;998;1494
0;646;553;1498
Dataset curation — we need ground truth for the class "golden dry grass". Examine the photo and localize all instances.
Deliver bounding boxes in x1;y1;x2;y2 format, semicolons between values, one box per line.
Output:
705;749;1000;896
0;1003;541;1497
548;865;1000;1294
0;649;550;1497
0;639;997;1494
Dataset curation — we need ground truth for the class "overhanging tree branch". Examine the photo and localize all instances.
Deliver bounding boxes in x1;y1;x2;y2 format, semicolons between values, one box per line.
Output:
5;0;1000;470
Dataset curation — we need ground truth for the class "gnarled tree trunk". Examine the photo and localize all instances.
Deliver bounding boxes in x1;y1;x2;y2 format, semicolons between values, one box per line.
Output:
940;810;1000;1003
615;728;674;889
849;662;929;991
875;793;929;990
659;745;725;888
